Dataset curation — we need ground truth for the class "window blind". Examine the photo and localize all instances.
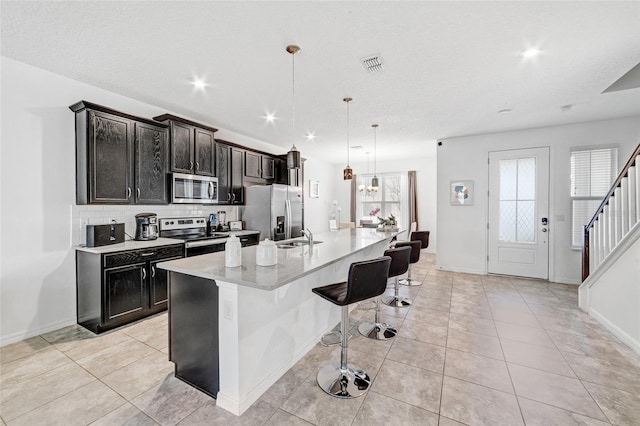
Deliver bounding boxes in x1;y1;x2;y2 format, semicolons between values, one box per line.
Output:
570;147;618;247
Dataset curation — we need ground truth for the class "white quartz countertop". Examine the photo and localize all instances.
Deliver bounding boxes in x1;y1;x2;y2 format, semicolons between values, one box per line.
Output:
74;230;260;254
75;237;184;254
157;228;399;290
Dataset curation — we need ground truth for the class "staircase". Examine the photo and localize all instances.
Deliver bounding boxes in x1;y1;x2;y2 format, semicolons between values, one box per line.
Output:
579;143;640;354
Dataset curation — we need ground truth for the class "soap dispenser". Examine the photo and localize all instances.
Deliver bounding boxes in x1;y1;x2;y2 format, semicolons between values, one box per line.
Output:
225;235;242;267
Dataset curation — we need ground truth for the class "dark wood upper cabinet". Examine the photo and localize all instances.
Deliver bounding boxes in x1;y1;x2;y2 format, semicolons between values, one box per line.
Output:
216;141;244;204
194;128;215;176
71;101;169;205
244;151;261;178
261;156;275;179
135;122;169;204
153;114;218;176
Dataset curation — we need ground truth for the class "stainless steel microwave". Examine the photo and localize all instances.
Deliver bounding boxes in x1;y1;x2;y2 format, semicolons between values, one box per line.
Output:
172;173;218;204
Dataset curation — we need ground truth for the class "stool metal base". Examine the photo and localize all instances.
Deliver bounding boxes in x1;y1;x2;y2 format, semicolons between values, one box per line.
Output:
358;321;397;340
316;363;370;398
320;331;353;347
381;294;412;307
399;278;421;286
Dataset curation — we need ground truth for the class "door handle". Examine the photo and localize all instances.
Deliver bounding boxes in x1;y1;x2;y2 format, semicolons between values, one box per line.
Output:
151;265;156;278
227;192;231;202
136;188;140;199
195;162;199;172
232;193;236;202
189;161;193;171
208;181;214;199
142;267;147;280
127;187;132;199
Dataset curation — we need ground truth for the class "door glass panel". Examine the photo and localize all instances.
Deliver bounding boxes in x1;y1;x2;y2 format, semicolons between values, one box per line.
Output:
499;200;517;241
499;157;537;243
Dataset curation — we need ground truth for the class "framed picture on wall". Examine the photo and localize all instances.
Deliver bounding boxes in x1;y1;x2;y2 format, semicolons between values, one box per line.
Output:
309;180;320;198
450;180;474;205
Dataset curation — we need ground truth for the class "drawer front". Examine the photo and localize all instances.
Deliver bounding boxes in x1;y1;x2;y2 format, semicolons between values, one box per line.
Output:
104;244;184;267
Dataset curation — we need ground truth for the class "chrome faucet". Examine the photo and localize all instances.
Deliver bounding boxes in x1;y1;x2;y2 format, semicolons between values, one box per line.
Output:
302;229;313;246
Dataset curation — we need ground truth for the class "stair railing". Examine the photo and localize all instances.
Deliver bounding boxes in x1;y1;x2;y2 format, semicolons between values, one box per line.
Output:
583;143;640;281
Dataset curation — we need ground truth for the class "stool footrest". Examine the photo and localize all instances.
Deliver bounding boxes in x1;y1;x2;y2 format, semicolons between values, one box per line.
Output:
399;278;421;286
316;363;370;398
381;295;412;307
358;321;397;340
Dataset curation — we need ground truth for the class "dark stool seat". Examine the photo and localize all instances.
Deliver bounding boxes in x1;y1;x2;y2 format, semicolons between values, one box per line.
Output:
397;239;423;286
381;245;413;307
359;246;412;339
312;256;391;398
411;231;430;249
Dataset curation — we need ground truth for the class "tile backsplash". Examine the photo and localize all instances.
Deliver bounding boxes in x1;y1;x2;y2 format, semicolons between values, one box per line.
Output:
73;204;239;246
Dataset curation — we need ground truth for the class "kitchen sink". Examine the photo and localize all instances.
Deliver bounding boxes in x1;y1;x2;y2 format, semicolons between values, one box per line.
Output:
276;240;323;249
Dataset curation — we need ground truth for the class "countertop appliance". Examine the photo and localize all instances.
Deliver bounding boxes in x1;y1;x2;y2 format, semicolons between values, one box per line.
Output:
159;216;228;257
135;213;158;241
242;184;303;241
172;173;218;204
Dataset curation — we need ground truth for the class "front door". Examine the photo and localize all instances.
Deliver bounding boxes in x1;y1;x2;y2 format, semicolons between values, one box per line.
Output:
488;147;550;279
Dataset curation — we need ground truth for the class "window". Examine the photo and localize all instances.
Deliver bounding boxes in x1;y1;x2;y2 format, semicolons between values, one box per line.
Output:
570;146;618;247
356;172;408;227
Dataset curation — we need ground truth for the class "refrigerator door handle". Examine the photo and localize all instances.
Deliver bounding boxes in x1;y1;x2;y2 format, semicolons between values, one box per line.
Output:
285;199;291;239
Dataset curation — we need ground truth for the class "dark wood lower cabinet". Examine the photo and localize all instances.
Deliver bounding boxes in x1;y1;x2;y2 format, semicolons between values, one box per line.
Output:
76;244;184;333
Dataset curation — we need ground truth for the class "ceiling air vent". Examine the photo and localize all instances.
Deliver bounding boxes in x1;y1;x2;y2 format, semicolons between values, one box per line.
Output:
362;55;384;73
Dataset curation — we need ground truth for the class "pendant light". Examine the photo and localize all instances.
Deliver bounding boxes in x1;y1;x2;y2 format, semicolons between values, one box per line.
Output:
286;45;301;169
343;97;353;180
371;124;379;191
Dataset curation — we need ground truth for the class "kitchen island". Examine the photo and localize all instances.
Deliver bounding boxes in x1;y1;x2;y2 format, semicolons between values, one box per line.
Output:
158;227;399;415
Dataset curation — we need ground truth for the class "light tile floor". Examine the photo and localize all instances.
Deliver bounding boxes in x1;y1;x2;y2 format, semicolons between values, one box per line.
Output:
2;254;640;425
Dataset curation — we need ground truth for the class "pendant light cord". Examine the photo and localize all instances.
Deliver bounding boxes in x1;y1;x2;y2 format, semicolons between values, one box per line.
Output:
346;100;350;166
291;49;296;148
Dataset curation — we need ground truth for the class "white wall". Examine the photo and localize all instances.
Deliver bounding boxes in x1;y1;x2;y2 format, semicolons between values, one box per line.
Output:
437;117;640;283
0;57;339;345
338;156;438;252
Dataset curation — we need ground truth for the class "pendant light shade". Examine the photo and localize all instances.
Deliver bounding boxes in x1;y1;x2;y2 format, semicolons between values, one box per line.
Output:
286;45;301;169
371;124;379;191
343;97;353;180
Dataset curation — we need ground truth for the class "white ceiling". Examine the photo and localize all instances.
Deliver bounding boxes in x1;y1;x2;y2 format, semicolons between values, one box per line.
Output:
2;1;639;164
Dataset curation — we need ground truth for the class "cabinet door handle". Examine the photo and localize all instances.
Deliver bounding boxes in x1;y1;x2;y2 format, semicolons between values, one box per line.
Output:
151;265;156;278
136;188;140;199
142;267;147;280
127;187;132;199
195;162;199;172
208;181;214;199
140;251;156;257
227;192;231;201
189;161;193;171
232;193;236;202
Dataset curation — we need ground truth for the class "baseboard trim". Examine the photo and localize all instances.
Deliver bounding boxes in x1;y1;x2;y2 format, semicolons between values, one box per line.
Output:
589;307;640;356
1;316;77;347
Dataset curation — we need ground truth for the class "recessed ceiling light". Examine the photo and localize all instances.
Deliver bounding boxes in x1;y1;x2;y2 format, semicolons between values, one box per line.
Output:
263;112;277;123
521;47;541;59
498;109;512;114
561;104;573;112
306;132;315;141
191;77;208;90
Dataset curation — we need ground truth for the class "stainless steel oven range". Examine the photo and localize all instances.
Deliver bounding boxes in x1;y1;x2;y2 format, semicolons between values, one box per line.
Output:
159;217;228;257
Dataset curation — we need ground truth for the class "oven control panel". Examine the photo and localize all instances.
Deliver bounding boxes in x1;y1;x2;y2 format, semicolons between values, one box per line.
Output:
159;217;207;231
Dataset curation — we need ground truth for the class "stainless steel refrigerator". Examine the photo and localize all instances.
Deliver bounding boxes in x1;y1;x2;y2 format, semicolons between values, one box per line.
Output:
242;184;303;241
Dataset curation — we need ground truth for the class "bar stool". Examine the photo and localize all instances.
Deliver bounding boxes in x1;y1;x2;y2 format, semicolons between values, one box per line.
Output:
399;238;424;286
359;246;411;339
312;256;392;398
411;230;430;250
381;245;414;307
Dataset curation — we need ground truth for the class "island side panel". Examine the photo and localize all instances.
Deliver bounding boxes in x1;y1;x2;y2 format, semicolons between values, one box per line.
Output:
216;239;390;415
168;272;219;398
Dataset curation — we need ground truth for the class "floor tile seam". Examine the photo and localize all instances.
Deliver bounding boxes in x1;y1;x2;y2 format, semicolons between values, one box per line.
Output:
384;351;445;377
362;389;441;419
515;395;613;425
128;387;205;426
0;359;102;420
437;291;454;418
76;340;161;376
443;342;505;361
442;373;516;396
98;359;172;402
553;344;638;367
496;335;561;352
501;357;578;379
5;376;108;424
577;380;619;425
0;344;97;408
0;343;52;367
